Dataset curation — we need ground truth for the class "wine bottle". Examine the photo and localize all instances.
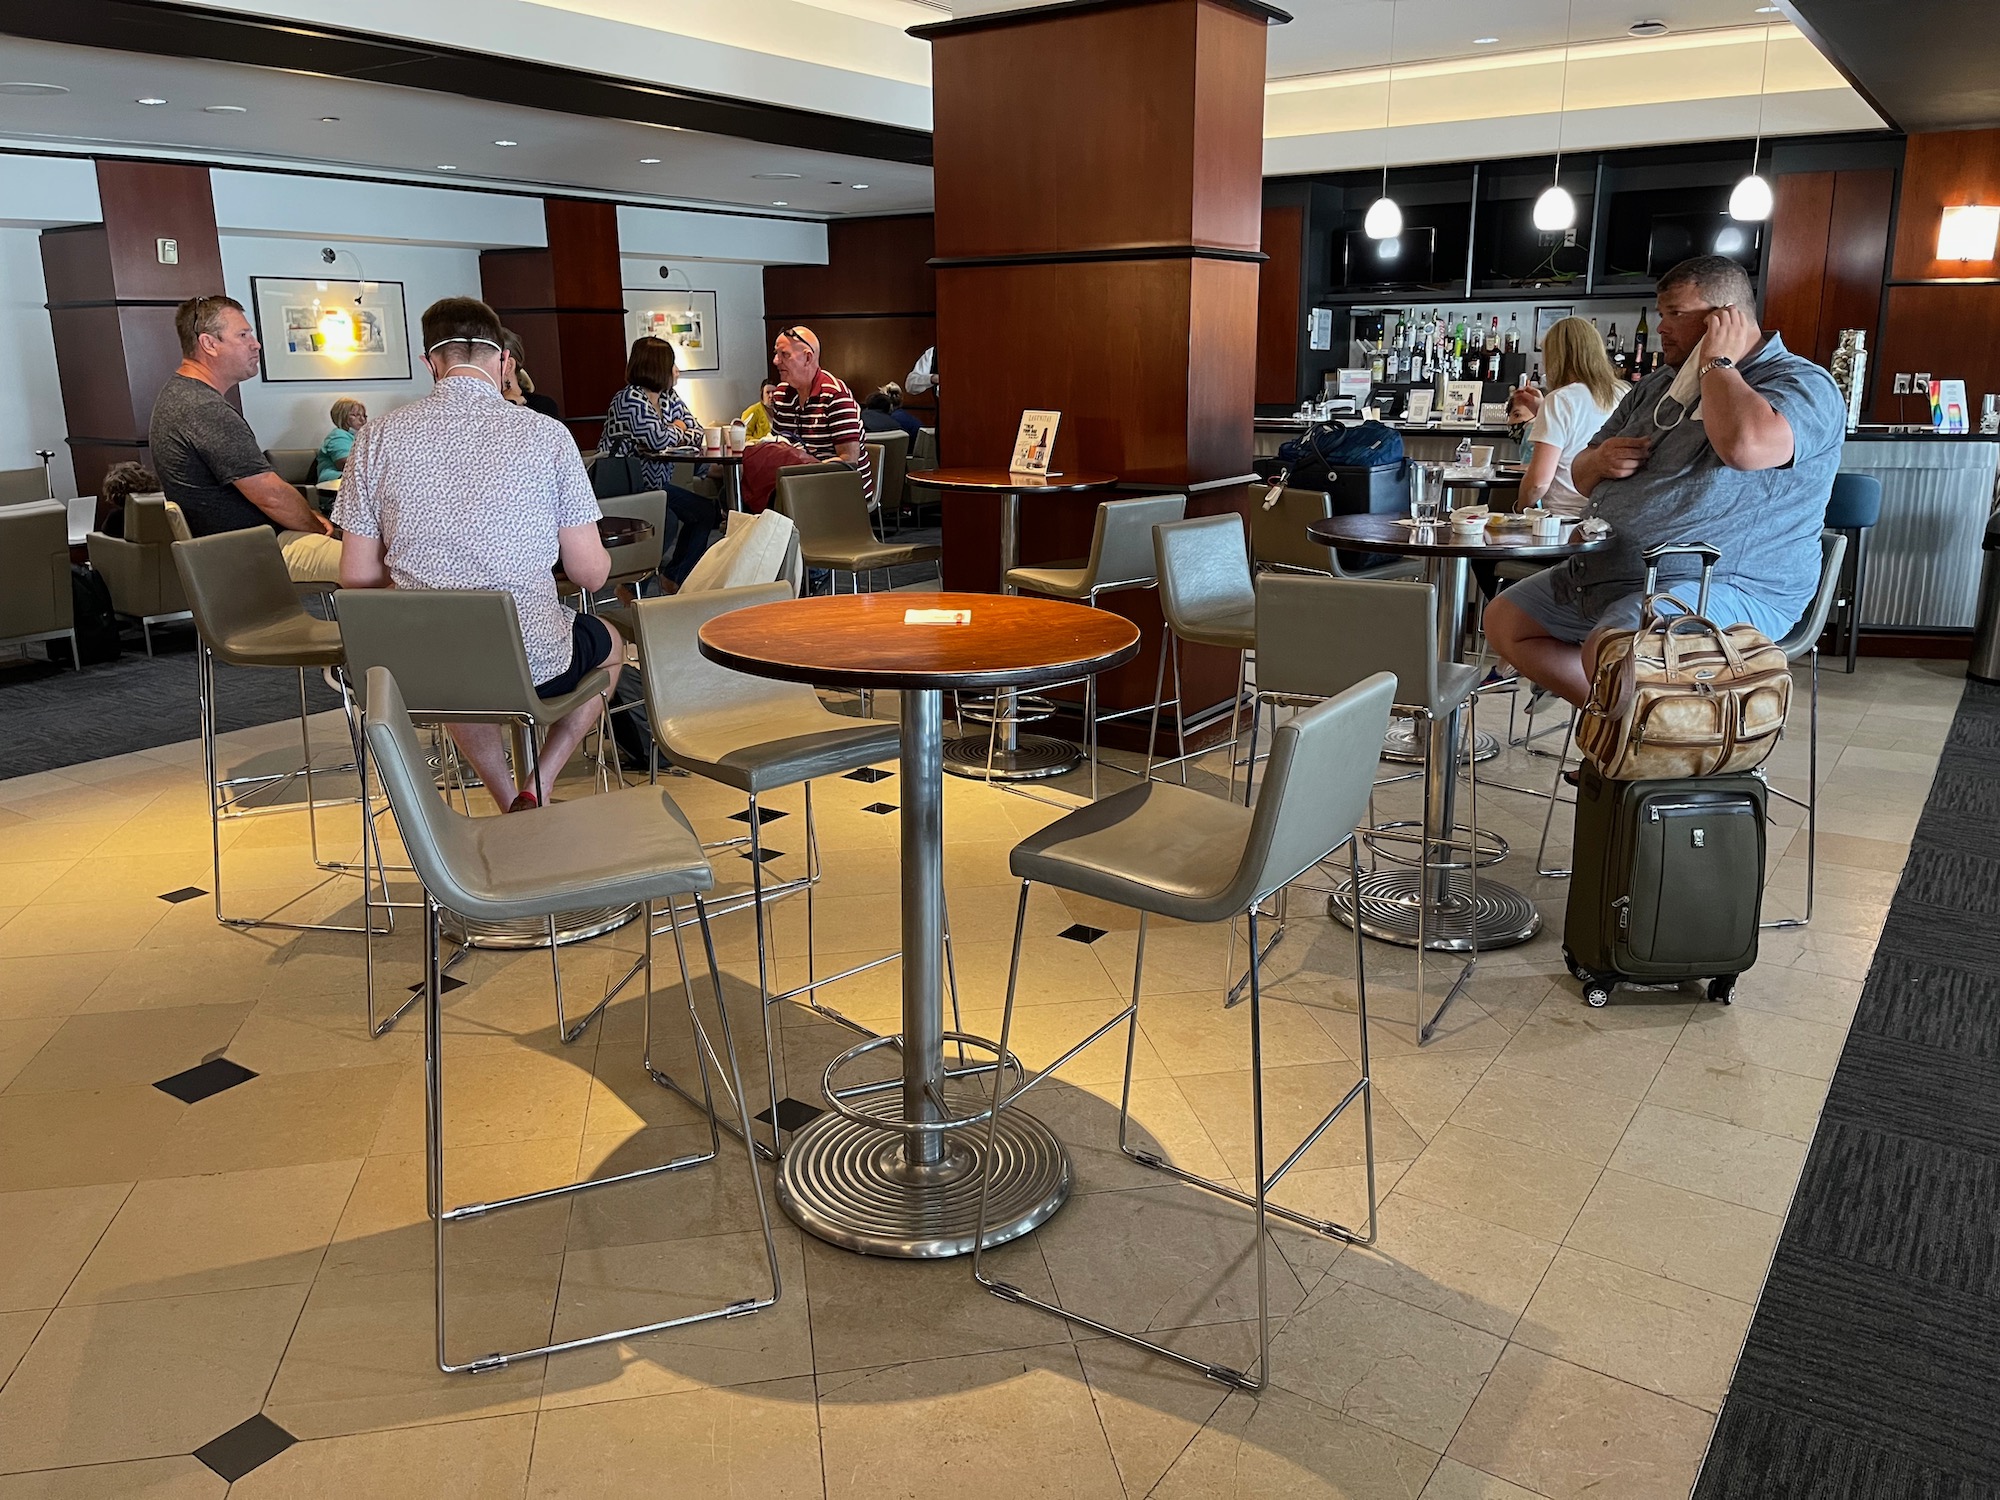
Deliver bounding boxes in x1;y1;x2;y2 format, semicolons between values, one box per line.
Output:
1633;308;1650;365
1506;312;1521;354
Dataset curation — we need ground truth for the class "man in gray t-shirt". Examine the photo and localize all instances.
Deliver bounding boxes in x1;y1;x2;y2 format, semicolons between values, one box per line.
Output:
1488;255;1846;708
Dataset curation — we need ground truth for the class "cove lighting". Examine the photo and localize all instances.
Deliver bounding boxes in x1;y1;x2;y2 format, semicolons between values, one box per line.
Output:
1938;205;2000;261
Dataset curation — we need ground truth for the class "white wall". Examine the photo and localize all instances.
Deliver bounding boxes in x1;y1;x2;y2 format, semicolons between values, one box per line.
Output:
0;229;76;497
619;255;768;429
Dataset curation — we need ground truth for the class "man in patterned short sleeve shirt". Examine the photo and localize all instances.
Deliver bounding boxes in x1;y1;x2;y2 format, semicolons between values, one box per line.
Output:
335;297;618;813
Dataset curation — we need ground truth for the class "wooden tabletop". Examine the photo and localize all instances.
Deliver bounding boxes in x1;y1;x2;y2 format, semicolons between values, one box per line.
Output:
1307;512;1614;561
699;591;1141;692
906;468;1119;493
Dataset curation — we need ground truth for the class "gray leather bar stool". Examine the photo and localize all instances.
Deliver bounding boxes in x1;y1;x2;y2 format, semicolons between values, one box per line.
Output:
361;667;780;1374
774;467;942;592
1005;493;1188;798
630;584;917;1158
971;673;1398;1391
333;588;619;1041
1250;486;1423;582
1146;513;1257;794
1254;574;1485;1044
170;527;376;937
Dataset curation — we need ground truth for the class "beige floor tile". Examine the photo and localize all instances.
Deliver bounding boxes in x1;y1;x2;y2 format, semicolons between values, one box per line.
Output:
6;1004;253;1095
527;1378;822;1499
0;955;118;1022
1812;830;1912;872
1672;1004;1849;1082
1271;1279;1506;1451
1645;1050;1829;1143
1605;1104;1808;1216
817;1344;1124;1500
0;1019;59;1093
371;1046;597;1158
1074;1328;1237;1495
1512;1248;1751;1411
1150;1383;1439;1499
961;994;1172;1089
1725;964;1864;1026
0;1283;307;1472
1562;1171;1781;1304
1258;1158;1415;1284
150;1063;405;1179
537;1228;806;1408
1418;1458;1544;1499
1022;1074;1234;1194
0;1087;181;1192
0;1308;47;1388
802;1228;1064;1373
0;861;74;907
565;1126;774;1252
64;1160;359;1306
1488;1004;1686;1101
0;1457;226;1498
1447;1346;1711;1500
78;940;290;1015
263;1260;553;1439
1320;1194;1560;1340
1139;988;1348;1074
1444;1064;1640;1167
0;900;170;959
0;822;112;867
1178;1062;1427;1181
229;1411;537;1499
1394;1126;1602;1243
1367;1050;1498;1144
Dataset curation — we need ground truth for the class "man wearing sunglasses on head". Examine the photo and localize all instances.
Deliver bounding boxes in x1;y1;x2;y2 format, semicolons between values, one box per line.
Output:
1486;254;1846;708
769;326;874;507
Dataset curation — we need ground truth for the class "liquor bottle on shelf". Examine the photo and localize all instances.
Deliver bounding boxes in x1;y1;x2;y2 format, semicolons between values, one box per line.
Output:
1369;335;1386;384
1609;325;1628;378
1505;312;1522;354
1486;344;1502;382
1489;313;1502;354
1633;308;1650;365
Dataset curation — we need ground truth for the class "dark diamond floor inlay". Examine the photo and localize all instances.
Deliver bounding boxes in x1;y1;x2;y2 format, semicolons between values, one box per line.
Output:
158;886;207;904
845;767;893;783
194;1413;296;1481
1058;924;1108;944
754;1097;826;1133
741;848;787;864
727;806;789;825
405;974;469;996
155;1057;259;1104
861;802;899;815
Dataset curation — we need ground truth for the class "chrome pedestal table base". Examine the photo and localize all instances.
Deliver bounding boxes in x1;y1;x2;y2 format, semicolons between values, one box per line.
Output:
1329;869;1540;951
942;731;1082;781
1382;721;1499;765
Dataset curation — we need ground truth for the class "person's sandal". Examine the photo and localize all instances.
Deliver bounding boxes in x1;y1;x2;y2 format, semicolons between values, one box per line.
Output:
507;790;539;813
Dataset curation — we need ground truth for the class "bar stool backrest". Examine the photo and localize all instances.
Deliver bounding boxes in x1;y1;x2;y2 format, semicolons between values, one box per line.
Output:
1154;513;1254;633
1774;530;1848;660
1082;495;1187;591
171;527;311;664
360;667;505;916
630;583;809;735
866;429;909;511
334;588;545;722
595;491;669;587
1250;486;1337;575
773;468;876;553
1824;473;1882;530
1229;672;1398;912
1256;573;1438;712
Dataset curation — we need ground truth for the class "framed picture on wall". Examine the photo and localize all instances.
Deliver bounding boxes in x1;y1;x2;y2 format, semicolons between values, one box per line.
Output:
1533;305;1574;352
249;277;411;382
628;291;721;373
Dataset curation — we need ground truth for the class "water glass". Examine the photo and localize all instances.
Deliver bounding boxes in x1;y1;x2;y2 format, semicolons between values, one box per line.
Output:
1409;461;1444;527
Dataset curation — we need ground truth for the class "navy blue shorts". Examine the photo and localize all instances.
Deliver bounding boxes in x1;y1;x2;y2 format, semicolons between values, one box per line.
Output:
536;612;613;699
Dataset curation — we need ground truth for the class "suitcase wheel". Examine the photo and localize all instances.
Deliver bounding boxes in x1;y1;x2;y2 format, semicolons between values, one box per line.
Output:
1707;976;1736;1005
1584;983;1613;1009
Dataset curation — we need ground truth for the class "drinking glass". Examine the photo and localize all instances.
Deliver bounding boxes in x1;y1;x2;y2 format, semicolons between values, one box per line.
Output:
1410;461;1444;528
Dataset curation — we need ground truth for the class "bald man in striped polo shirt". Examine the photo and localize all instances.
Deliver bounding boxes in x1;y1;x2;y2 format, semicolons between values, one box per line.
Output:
769;325;875;507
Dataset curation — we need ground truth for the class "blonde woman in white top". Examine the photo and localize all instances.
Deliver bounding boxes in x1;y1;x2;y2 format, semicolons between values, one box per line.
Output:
1520;317;1621;516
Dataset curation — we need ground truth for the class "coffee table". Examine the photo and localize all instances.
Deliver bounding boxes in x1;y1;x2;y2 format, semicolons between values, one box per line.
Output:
904;468;1119;780
700;591;1139;1256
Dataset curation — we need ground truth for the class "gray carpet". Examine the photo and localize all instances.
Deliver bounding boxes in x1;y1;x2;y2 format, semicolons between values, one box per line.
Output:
1694;678;2000;1498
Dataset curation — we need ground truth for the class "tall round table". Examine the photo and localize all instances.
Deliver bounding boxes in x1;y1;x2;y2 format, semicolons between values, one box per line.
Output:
1304;513;1611;953
661;449;747;511
904;468;1119;781
700;591;1140;1256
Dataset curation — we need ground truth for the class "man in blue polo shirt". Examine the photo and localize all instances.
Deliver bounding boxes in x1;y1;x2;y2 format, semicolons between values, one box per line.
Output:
1487;254;1846;708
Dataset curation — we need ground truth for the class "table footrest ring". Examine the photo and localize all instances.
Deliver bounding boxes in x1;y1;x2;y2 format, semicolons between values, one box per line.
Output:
820;1031;1023;1137
954;693;1056;729
1361;820;1510;872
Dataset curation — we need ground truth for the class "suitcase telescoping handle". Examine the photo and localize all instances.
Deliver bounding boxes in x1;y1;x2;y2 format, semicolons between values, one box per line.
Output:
1640;540;1721;616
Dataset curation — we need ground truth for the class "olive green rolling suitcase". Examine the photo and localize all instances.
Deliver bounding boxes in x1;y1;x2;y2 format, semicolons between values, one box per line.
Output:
1561;760;1765;1008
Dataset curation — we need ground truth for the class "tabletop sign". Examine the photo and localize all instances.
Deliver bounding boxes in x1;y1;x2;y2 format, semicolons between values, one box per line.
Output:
905;608;972;625
1009;410;1061;476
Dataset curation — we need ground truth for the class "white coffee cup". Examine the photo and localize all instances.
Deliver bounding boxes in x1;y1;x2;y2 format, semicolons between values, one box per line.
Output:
728;422;747;453
703;426;724;454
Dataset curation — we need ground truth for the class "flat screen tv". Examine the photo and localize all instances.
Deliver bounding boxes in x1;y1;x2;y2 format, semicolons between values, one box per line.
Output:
1645;212;1761;277
1339;226;1438;288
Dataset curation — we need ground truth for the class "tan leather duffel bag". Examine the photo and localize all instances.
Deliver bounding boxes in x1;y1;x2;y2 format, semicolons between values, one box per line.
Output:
1578;595;1791;779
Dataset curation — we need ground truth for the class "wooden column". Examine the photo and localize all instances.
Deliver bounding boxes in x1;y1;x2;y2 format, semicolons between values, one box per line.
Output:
764;215;937;424
915;0;1282;738
481;198;625;449
40;160;228;500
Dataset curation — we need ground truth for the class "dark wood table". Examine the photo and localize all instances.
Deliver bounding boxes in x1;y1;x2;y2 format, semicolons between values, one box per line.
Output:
700;591;1139;1257
903;469;1120;780
1304;513;1612;965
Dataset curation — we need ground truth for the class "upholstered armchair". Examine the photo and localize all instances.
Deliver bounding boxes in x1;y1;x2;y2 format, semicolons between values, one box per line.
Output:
0;500;77;667
88;495;193;654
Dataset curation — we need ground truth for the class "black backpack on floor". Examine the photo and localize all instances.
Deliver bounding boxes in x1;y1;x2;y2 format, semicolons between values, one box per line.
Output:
52;564;122;666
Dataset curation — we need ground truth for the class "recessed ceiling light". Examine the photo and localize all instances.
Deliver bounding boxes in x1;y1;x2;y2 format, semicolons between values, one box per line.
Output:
853;183;869;190
0;82;69;97
638;157;661;164
203;104;247;113
1754;4;1781;9
437;164;457;171
1629;19;1669;36
135;96;168;106
493;139;518;147
772;200;788;207
752;172;802;181
1473;36;1498;44
320;116;340;123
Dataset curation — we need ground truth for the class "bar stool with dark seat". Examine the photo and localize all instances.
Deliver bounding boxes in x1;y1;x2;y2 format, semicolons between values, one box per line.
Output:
1824;473;1881;673
1761;529;1848;931
1006;493;1187;798
971;672;1397;1391
1146;512;1257;792
361;666;781;1374
171;527;374;936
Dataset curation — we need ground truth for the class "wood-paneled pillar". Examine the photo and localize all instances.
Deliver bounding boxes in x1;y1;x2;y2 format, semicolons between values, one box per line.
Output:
481;198;626;449
40;160;228;500
914;0;1284;736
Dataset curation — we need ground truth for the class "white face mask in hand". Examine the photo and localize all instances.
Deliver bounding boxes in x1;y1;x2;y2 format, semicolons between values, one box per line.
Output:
1653;334;1707;432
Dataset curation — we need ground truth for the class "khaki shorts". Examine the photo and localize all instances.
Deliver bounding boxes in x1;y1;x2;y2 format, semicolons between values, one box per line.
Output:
278;530;342;584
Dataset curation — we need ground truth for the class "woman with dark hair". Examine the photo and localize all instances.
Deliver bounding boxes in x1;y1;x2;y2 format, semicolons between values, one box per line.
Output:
97;461;163;539
499;328;560;419
600;336;721;587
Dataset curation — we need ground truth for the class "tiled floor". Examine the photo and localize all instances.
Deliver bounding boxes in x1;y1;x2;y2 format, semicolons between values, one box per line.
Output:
0;653;1964;1496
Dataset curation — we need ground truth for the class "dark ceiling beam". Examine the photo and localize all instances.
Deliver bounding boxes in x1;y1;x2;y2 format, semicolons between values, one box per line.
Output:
1782;0;2000;134
0;0;934;166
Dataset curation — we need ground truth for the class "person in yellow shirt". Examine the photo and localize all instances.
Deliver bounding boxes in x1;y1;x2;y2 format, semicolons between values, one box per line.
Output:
738;380;782;441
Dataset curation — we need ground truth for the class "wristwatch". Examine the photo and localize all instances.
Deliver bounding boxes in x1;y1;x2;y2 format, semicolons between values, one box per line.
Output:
1700;356;1737;379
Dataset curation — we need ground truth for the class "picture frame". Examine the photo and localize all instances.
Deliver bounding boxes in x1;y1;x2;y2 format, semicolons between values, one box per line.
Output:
249;277;411;383
1533;305;1574;352
628;291;721;373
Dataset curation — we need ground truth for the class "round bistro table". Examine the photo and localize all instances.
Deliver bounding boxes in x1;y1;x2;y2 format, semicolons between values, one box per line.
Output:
1304;513;1611;953
700;591;1140;1257
661;449;747;511
904;469;1119;781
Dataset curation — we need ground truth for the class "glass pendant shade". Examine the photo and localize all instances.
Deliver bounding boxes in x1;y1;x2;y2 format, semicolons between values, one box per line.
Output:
1533;184;1576;232
1729;172;1774;222
1364;195;1403;239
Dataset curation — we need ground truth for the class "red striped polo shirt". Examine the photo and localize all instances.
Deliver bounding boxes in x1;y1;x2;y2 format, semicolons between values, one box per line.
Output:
771;369;874;503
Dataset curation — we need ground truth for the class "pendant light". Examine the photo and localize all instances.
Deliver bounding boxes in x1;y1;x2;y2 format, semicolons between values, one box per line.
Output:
1729;24;1775;222
1364;0;1402;239
1534;0;1578;232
